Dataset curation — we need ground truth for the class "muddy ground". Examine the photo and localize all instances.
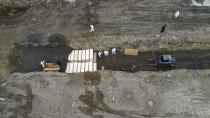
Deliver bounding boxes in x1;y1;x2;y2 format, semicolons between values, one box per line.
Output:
21;34;72;72
97;49;210;71
19;46;210;72
1;0;210;118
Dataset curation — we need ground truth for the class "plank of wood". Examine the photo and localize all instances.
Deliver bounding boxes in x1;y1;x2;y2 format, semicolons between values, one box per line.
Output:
44;63;60;71
44;63;60;69
93;52;97;63
125;48;139;55
44;68;60;71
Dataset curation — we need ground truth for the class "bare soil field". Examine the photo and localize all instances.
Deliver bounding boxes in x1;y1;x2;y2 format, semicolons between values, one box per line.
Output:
1;70;210;118
0;0;210;118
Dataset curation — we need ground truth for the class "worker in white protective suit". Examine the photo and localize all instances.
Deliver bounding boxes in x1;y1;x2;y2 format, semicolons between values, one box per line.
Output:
175;11;179;18
40;60;45;68
98;51;102;58
0;98;5;101
111;48;116;54
90;25;95;32
104;50;109;56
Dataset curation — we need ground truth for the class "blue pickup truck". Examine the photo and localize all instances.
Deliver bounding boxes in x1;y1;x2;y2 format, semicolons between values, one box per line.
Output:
155;55;176;67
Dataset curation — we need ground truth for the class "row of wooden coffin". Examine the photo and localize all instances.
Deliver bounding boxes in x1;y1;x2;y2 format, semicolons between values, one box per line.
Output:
65;62;97;73
68;49;94;62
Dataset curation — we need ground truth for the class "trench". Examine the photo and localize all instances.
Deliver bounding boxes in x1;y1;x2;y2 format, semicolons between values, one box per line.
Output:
13;48;210;73
97;49;210;72
10;45;210;73
7;33;210;73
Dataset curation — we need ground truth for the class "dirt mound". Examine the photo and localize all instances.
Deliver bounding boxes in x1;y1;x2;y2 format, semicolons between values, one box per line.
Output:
1;70;210;118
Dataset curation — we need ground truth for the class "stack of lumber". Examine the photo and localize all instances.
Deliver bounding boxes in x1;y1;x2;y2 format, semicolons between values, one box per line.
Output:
125;48;139;55
44;63;60;71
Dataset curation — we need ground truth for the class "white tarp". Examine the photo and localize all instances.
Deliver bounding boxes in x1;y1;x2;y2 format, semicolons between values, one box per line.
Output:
192;0;210;6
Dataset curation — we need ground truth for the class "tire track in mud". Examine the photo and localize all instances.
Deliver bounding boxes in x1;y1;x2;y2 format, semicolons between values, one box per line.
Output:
78;72;175;118
79;85;177;118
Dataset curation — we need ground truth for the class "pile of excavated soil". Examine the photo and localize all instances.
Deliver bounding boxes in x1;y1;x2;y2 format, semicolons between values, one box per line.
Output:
1;69;210;118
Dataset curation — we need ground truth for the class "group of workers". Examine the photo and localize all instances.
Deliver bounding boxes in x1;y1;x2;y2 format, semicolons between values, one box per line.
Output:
98;48;136;72
39;11;180;72
98;48;116;58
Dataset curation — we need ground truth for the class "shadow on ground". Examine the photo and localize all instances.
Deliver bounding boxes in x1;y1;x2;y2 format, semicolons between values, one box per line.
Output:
21;34;73;72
